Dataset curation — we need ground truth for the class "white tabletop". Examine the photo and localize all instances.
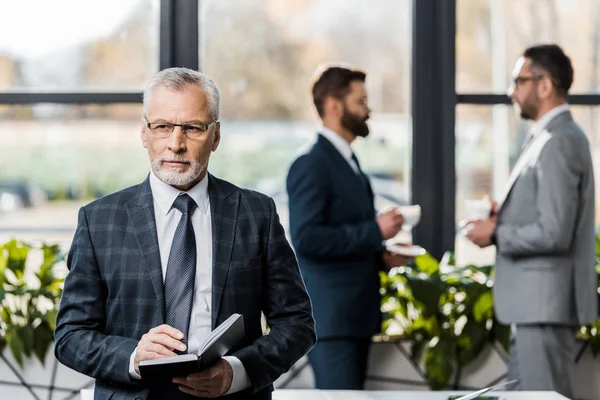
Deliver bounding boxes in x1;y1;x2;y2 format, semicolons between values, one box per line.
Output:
272;389;569;400
81;388;569;400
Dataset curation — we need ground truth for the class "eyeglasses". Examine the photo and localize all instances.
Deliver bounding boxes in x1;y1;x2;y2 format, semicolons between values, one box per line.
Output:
512;75;544;86
144;116;218;139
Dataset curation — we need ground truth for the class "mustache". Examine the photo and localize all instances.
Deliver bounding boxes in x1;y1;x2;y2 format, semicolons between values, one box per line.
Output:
158;155;193;163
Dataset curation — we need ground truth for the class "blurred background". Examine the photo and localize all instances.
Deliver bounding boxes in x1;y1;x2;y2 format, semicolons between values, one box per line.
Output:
1;0;600;265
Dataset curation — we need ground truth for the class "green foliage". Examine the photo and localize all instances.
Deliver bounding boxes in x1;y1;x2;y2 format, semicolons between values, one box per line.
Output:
380;253;510;389
382;228;600;390
0;239;64;368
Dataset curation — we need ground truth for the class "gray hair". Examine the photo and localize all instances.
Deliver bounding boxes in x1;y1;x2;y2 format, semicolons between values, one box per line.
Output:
142;67;220;121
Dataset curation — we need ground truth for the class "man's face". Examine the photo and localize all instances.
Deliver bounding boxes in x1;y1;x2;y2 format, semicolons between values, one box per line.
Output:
341;80;371;137
141;84;220;190
507;57;541;120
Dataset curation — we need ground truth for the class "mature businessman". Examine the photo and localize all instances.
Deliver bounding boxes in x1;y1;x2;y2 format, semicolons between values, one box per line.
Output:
467;45;597;398
286;65;409;390
54;67;315;400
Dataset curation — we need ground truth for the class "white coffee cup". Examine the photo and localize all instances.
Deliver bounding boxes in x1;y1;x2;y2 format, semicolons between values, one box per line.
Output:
396;205;421;232
464;199;492;220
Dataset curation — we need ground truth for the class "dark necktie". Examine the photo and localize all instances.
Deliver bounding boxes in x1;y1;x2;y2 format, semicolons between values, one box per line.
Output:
351;152;373;200
351;152;363;175
164;194;197;346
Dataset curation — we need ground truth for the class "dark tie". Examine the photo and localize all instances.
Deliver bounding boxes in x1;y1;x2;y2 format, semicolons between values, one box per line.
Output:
351;152;373;202
164;194;197;346
350;152;363;175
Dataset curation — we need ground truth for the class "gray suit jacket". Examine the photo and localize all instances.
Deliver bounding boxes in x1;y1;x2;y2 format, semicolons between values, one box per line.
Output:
54;174;315;400
493;110;597;326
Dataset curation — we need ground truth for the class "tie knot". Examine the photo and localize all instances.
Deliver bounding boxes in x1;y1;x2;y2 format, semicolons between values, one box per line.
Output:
172;194;197;215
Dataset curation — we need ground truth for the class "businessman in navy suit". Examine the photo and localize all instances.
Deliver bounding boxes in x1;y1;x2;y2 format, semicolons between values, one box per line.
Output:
54;67;315;400
286;65;408;389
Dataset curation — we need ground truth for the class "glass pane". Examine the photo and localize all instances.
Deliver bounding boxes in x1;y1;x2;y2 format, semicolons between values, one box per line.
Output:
0;0;160;92
455;104;600;265
200;0;413;218
457;0;600;93
0;104;148;247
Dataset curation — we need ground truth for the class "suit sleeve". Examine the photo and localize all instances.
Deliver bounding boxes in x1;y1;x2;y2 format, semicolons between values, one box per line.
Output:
495;135;582;256
232;197;316;392
54;207;141;387
286;154;383;259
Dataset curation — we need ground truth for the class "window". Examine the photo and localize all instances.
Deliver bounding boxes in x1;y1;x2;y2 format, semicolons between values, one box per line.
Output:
0;0;160;92
200;0;413;209
457;0;600;94
0;104;146;246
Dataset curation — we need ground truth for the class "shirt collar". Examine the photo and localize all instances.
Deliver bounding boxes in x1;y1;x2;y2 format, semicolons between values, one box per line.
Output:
530;103;570;136
149;170;210;215
319;125;354;161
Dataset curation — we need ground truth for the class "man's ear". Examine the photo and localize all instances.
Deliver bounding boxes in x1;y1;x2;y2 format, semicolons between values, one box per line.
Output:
539;76;555;100
140;117;148;148
324;96;342;117
211;122;221;152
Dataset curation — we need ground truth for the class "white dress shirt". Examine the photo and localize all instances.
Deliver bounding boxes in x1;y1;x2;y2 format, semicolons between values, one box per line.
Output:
319;126;360;174
128;171;250;394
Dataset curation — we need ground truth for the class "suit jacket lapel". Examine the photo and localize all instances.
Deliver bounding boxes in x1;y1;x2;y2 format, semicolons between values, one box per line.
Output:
498;129;553;209
208;174;239;328
125;177;165;321
317;134;373;206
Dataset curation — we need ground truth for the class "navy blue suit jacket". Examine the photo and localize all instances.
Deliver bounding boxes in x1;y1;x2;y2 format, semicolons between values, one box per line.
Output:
286;134;384;339
54;174;315;400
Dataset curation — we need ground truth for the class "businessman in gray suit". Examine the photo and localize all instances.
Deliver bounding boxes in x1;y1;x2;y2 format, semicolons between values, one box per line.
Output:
54;67;315;400
466;44;597;398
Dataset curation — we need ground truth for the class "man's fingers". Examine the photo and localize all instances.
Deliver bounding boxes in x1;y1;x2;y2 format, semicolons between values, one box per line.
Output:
177;385;213;398
149;324;184;340
150;333;187;352
143;343;178;358
181;369;213;381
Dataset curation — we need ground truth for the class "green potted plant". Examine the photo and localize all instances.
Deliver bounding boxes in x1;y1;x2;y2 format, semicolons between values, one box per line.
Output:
0;239;64;368
380;252;509;389
381;228;600;390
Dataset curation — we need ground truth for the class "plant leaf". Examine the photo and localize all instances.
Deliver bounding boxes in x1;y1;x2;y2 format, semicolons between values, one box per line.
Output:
33;323;54;365
45;308;58;331
457;320;488;365
403;274;445;317
414;253;440;276
5;240;29;281
6;328;24;368
424;338;455;390
0;244;7;287
472;291;494;322
20;325;34;358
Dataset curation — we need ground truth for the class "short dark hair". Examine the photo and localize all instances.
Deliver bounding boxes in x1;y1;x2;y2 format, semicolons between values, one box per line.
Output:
523;44;573;97
311;65;366;117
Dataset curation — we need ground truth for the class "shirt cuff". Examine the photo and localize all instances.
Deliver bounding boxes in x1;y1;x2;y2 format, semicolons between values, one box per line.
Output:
129;347;142;380
223;356;251;394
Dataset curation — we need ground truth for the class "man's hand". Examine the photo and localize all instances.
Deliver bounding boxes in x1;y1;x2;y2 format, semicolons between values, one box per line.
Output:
382;250;411;270
465;218;497;248
483;195;499;217
173;358;233;398
134;324;186;375
377;208;405;239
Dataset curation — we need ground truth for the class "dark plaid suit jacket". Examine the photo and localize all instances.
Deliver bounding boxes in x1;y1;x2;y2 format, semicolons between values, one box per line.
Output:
54;174;315;400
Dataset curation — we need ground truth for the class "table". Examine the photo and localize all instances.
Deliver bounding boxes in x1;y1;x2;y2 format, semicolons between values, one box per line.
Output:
81;388;569;400
271;389;569;400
